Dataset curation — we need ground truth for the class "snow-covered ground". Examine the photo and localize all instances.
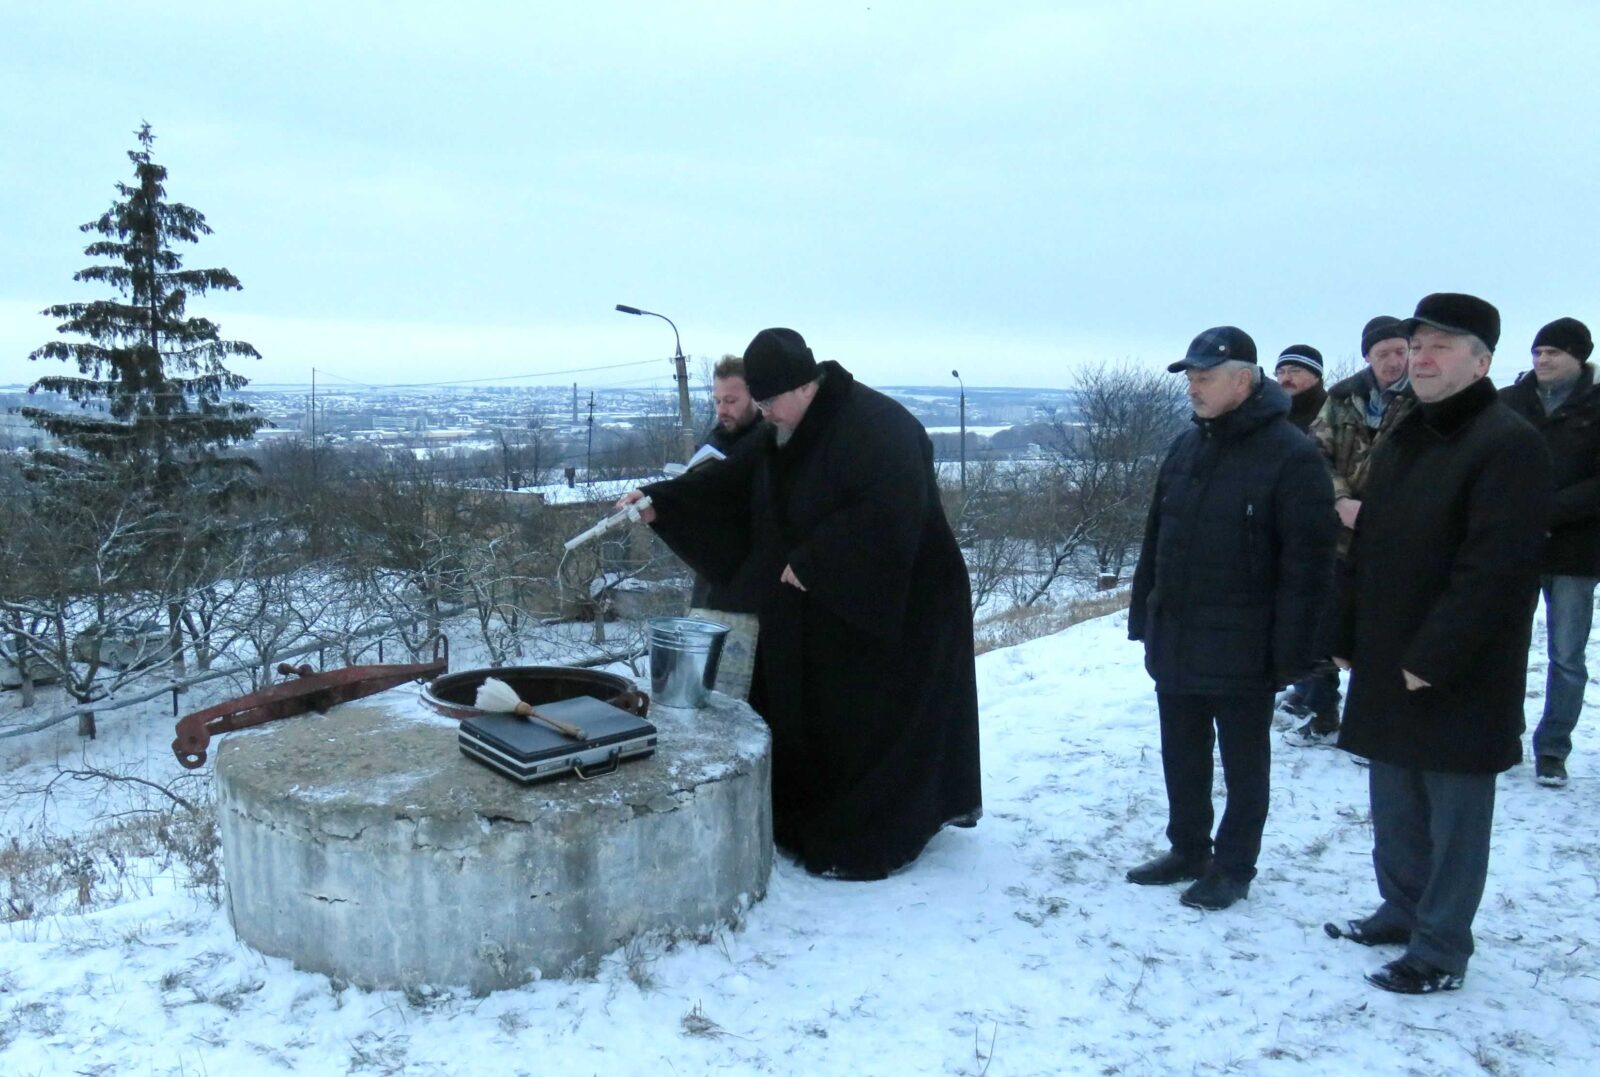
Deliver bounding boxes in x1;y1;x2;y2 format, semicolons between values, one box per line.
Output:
2;606;1597;1074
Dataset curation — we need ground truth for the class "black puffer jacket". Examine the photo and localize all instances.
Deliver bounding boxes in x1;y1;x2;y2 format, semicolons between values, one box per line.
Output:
1336;378;1553;773
1129;375;1338;694
1500;366;1600;576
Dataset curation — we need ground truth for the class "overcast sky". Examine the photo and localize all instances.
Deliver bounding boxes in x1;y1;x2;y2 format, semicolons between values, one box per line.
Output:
3;1;1597;393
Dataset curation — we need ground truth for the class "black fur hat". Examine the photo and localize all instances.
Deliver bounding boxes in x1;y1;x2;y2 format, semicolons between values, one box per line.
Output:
1168;326;1257;372
1402;293;1500;351
1360;316;1406;357
1532;317;1593;362
743;328;819;400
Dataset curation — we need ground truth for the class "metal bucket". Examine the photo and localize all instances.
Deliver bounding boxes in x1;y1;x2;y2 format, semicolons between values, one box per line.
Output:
648;617;730;709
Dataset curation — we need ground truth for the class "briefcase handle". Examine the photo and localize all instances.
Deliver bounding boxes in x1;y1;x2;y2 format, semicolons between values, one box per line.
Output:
573;748;623;781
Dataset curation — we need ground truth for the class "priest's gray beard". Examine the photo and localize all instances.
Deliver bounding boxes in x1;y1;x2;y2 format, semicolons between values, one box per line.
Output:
775;424;795;447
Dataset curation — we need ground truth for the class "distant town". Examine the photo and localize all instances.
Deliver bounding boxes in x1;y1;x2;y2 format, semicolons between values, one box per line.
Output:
0;380;1078;482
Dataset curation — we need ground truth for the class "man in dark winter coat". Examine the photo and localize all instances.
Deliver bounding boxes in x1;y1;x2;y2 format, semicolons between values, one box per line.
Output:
1127;326;1337;911
1499;316;1600;788
1274;344;1327;432
1331;293;1553;995
1285;319;1417;747
622;328;982;880
686;355;767;699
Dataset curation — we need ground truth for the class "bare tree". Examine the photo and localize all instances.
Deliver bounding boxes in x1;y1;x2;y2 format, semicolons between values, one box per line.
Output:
0;481;186;737
946;457;1034;617
1002;362;1187;607
1059;362;1189;586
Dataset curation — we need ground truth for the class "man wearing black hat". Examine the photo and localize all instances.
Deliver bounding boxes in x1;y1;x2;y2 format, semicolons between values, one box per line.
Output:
1331;293;1553;994
1273;345;1327;432
1499;317;1600;788
620;328;982;880
1313;316;1417;541
1283;318;1417;748
1127;327;1336;911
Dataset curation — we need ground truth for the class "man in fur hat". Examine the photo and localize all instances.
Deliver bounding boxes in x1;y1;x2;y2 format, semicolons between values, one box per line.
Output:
1330;293;1553;994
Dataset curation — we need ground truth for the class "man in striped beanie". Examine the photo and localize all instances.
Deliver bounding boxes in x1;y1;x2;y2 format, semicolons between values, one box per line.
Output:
1274;345;1327;432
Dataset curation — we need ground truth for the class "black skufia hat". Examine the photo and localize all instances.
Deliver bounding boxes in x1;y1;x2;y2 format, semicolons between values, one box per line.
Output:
1402;293;1500;351
743;328;818;400
1168;326;1257;372
1360;315;1407;356
1532;317;1594;362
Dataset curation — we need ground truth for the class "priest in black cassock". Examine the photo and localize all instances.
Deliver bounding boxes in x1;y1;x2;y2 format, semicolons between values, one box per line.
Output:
622;327;982;880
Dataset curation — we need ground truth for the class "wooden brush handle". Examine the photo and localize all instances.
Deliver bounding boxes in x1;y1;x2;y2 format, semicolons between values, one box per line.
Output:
514;702;585;740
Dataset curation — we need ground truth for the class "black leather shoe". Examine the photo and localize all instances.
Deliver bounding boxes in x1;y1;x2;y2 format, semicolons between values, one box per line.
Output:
1365;956;1464;994
1324;918;1409;947
1126;851;1212;886
1179;871;1250;910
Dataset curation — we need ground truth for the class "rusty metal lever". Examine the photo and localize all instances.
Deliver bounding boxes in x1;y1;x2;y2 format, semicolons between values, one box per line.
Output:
172;657;448;769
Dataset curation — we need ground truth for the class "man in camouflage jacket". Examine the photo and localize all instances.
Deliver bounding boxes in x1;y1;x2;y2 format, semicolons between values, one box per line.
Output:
1282;316;1417;746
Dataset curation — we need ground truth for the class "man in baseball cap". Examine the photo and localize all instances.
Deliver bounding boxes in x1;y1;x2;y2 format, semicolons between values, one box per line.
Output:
1128;326;1336;911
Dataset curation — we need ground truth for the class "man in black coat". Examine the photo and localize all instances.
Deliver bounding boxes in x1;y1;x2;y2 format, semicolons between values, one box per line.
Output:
1499;317;1600;788
1331;293;1554;995
622;328;982;880
686;355;767;699
1127;326;1337;911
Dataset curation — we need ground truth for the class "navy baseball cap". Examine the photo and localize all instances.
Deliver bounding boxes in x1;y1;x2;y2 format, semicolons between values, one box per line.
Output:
1168;326;1258;372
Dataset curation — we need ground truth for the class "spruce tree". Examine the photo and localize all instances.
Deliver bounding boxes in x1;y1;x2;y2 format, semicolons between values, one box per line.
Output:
25;122;264;493
21;124;268;698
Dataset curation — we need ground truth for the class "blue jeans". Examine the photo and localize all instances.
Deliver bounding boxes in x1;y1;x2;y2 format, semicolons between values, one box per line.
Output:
1534;575;1599;762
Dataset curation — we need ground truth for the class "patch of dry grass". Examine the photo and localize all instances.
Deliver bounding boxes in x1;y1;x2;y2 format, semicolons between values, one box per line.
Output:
2;801;221;921
975;589;1131;655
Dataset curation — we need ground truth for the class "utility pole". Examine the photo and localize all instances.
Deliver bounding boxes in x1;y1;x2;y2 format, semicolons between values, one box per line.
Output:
951;369;967;493
310;367;318;486
585;392;595;485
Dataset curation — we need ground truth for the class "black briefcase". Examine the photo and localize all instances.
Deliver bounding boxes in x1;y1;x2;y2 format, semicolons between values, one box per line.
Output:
458;696;657;784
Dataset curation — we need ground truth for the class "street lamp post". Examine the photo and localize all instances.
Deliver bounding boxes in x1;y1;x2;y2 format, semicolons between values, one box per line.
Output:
951;369;966;493
616;304;695;461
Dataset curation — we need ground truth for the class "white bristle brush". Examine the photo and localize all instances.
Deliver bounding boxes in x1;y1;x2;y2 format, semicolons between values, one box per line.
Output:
474;677;586;740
